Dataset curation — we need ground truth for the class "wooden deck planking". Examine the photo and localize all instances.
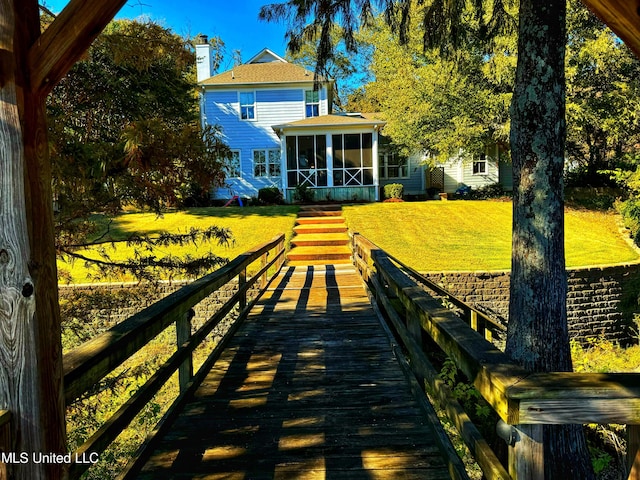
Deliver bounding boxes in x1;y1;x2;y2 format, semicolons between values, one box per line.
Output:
136;265;453;479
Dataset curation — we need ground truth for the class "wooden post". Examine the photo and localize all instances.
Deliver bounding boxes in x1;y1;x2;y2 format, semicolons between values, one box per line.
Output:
509;424;544;480
176;309;194;393
239;268;247;310
261;252;268;288
1;4;56;478
470;310;478;332
629;424;640;480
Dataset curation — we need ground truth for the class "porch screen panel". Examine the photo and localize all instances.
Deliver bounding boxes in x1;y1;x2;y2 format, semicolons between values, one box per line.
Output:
332;133;374;187
315;134;327;186
362;133;373;184
286;136;297;187
332;134;344;186
285;135;328;187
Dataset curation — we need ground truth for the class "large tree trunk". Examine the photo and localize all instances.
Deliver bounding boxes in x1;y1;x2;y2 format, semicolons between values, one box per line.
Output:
507;0;595;478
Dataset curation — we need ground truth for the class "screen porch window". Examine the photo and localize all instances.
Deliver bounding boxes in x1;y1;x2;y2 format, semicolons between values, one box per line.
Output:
253;149;281;178
225;150;241;178
473;153;487;175
332;133;374;186
286;135;327;187
305;90;320;117
239;92;255;120
379;151;408;179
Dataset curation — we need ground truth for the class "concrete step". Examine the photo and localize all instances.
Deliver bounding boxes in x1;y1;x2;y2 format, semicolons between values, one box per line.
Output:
296;216;345;225
291;233;350;247
294;224;348;235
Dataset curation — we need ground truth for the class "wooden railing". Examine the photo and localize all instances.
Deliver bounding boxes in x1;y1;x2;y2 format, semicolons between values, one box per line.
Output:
352;233;640;480
63;234;286;480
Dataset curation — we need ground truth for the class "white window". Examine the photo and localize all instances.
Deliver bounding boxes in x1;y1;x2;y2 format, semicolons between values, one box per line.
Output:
253;149;281;178
225;150;241;178
473;153;487;175
239;92;255;120
380;152;409;179
305;90;320;117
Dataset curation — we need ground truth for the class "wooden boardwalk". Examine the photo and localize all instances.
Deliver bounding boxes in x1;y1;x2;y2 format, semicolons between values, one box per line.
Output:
137;264;454;479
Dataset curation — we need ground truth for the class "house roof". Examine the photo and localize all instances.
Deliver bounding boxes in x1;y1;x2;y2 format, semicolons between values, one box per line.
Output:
581;0;640;58
272;113;386;131
199;48;328;86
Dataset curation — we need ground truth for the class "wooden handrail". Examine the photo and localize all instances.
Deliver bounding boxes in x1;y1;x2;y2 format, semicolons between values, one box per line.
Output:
350;232;505;340
64;234;286;480
351;233;640;480
63;234;285;405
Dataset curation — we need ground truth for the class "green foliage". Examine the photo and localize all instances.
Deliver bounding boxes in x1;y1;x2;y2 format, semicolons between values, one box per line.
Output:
47;19;235;281
293;184;315;203
571;337;640;373
352;9;511;160
383;183;404;199
258;187;284;205
616;196;640;246
565;0;640;184
440;359;492;422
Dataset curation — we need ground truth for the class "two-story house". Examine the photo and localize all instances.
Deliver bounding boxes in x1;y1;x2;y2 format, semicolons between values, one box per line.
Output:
196;41;388;203
196;40;511;202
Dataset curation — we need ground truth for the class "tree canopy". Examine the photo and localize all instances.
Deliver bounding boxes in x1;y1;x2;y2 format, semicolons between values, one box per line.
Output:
46;18;233;281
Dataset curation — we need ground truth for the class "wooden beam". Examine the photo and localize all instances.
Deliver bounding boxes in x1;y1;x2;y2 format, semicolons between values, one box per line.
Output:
581;0;640;58
27;0;127;94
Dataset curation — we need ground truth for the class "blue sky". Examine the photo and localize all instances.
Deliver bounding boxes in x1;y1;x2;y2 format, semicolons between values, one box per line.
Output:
42;0;290;65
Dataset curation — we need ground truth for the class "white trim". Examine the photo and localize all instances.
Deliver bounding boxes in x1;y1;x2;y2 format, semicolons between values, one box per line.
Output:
246;48;288;64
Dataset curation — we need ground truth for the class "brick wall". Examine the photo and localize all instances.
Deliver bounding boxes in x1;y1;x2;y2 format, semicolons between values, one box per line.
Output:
422;263;640;345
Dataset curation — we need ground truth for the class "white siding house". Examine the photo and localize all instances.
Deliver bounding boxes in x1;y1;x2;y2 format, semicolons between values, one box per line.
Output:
196;42;510;201
429;145;512;195
197;44;388;202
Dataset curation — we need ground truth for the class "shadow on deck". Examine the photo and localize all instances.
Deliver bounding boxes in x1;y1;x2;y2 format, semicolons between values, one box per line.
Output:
136;265;453;479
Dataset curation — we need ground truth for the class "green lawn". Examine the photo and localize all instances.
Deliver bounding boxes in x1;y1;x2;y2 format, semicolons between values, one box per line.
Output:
343;201;639;271
58;206;299;283
59;200;638;282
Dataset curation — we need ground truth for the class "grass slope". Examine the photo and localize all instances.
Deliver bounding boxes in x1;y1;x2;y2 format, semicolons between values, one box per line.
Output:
59;201;638;282
343;201;638;271
58;206;299;283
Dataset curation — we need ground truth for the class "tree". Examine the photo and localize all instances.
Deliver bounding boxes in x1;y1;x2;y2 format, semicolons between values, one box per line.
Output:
260;0;595;476
285;27;373;110
353;11;510;159
565;0;640;185
46;18;233;281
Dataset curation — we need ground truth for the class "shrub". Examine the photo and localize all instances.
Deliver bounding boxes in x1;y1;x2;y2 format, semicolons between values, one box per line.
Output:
258;187;283;205
384;183;404;199
616;197;640;246
468;183;506;199
293;183;314;203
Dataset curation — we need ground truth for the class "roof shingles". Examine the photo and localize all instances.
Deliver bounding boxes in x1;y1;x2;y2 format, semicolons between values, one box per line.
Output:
200;62;325;86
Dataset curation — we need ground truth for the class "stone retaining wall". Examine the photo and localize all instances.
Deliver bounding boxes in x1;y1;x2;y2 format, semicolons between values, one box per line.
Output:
422;263;640;345
58;280;257;337
60;262;640;346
